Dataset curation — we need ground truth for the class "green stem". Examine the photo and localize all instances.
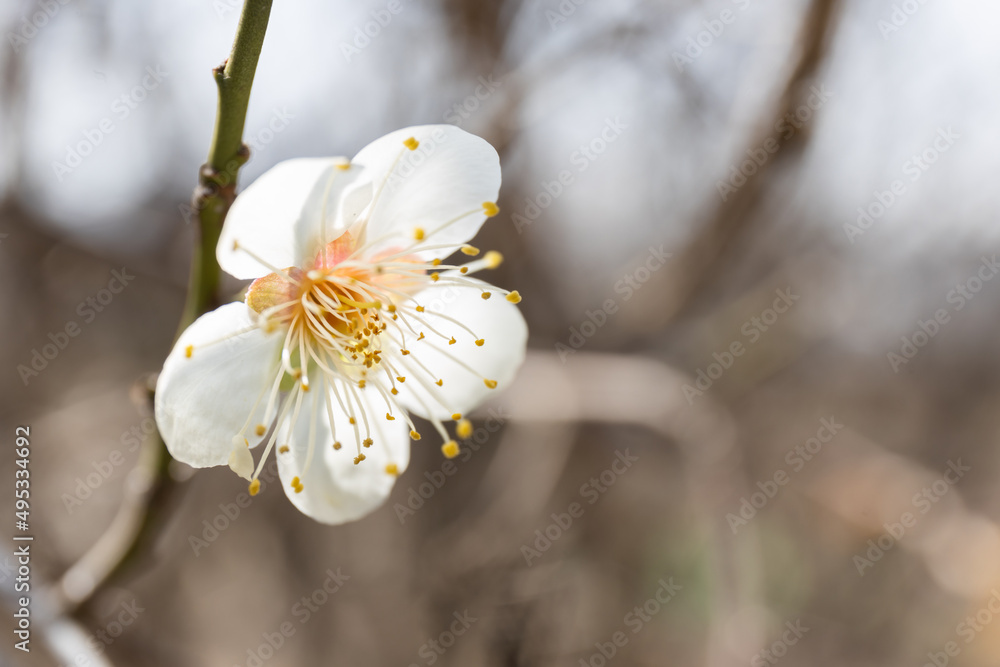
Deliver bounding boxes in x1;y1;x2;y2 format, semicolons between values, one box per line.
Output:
180;0;273;331
55;0;274;619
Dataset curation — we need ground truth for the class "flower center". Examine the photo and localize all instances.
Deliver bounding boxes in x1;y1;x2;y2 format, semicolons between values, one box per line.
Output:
200;211;520;497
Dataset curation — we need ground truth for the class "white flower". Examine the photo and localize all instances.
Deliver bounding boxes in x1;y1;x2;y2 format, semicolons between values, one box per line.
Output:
154;125;527;524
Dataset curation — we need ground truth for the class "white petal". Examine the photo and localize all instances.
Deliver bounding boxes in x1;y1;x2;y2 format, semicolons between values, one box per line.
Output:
217;158;365;279
389;279;528;421
228;442;255;480
276;380;410;525
351;125;501;258
155;302;282;468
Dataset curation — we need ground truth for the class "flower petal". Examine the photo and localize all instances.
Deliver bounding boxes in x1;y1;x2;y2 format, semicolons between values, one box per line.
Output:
351;125;501;258
217;158;365;279
389;279;528;421
155;302;282;468
276;380;410;524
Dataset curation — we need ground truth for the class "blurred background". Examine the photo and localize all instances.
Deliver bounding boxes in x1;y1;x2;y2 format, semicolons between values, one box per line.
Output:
3;0;1000;665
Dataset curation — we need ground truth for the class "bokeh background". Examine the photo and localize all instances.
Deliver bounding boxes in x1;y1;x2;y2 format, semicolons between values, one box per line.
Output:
3;0;1000;665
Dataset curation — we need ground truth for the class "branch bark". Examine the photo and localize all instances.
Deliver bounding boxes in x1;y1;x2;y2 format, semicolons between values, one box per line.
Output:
51;0;274;623
181;0;273;332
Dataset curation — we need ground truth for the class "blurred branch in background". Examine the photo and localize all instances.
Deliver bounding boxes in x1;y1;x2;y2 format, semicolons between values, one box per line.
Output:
651;0;844;330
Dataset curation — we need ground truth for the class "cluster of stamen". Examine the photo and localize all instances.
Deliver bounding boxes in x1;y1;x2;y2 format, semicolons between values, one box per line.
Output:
187;136;522;498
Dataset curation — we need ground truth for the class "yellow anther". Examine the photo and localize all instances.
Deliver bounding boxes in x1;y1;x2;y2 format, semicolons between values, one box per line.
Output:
436;379;444;387
461;245;479;256
457;419;473;440
460;267;468;274
397;376;406;383
391;388;399;395
401;349;410;355
386;413;395;421
387;304;396;313
431;273;440;282
248;479;261;496
505;290;522;304
484;250;503;268
452;413;462;421
484;379;498;389
475;338;485;346
184;345;194;358
482;202;500;217
363;437;373;448
279;445;289;454
448;337;456;345
416;305;425;313
255;424;266;436
481;292;492;300
417;332;425;340
410;430;422;440
333;442;342;450
432;258;442;266
294;484;303;494
441;440;460;459
291;476;301;487
349;417;356;425
354;454;366;465
336;161;351;171
404;137;419;150
301;382;310;392
358;379;366;388
413;227;425;241
385;463;400;476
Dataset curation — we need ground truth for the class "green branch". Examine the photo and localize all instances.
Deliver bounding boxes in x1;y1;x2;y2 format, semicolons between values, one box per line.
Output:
181;0;273;331
54;0;275;619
